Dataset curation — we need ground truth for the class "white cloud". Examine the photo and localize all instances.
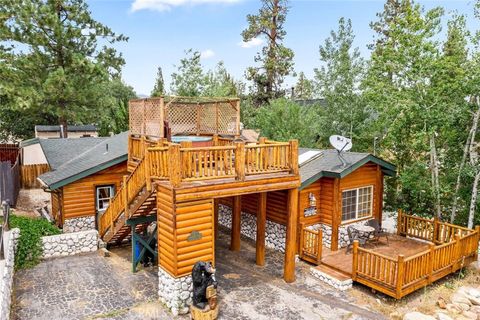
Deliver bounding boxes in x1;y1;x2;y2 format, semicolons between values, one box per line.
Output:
131;0;240;12
238;38;263;49
200;49;215;59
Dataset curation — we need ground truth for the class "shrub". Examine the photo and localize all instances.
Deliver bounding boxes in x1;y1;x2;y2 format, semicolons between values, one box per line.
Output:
9;214;61;269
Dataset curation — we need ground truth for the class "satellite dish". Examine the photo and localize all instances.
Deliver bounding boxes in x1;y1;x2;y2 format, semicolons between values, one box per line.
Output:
329;135;352;152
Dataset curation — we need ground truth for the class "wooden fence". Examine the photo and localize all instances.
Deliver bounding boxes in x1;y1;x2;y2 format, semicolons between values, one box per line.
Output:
0;157;20;207
352;211;480;299
20;164;50;188
299;223;322;264
0;144;19;164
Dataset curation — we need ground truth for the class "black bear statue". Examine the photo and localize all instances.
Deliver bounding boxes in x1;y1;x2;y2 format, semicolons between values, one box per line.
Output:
192;261;217;310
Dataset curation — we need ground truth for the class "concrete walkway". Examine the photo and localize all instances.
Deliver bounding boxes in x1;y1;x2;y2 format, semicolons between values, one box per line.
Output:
12;232;384;320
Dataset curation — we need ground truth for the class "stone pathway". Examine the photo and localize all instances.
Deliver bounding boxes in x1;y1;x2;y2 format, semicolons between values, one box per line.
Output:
12;231;384;320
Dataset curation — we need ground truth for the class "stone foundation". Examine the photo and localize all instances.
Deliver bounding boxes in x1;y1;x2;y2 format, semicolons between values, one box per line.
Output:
0;228;19;320
218;204;286;252
158;268;192;316
41;230;98;259
63;216;96;233
306;219;374;249
310;267;352;291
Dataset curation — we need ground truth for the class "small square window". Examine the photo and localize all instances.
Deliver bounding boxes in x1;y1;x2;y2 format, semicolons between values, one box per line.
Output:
341;186;373;222
96;185;115;212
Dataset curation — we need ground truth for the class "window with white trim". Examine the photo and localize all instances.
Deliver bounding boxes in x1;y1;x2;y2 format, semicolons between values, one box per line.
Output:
96;185;115;212
341;186;373;222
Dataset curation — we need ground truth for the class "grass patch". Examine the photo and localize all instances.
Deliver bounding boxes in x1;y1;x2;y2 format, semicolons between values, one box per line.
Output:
10;214;61;269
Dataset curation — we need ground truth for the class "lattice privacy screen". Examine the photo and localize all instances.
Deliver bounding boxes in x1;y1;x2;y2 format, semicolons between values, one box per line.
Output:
129;98;240;137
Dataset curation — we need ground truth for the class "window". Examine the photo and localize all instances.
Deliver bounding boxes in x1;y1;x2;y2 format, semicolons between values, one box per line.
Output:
341;186;373;222
96;185;115;212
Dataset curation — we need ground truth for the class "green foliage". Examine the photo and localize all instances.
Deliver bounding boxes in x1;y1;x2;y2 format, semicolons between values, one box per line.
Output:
0;0;128;138
253;98;319;147
242;0;295;105
10;214;61;270
294;72;314;100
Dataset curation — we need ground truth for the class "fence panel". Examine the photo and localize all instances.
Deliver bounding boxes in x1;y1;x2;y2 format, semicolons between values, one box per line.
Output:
0;159;20;206
299;224;322;264
20;164;49;188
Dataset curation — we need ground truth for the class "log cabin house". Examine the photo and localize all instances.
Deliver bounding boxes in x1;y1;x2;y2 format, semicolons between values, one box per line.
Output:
34;96;479;310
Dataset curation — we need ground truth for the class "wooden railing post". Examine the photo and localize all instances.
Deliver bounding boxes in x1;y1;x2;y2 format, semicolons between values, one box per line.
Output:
475;226;480;261
317;228;323;264
396;255;405;299
289;139;299;175
397;209;403;236
235;142;245;181
427;243;435;283
109;198;114;234
351;240;359;281
123;175;129;216
454;233;462;270
433;216;439;243
299;223;305;259
169;144;181;187
144;141;152;192
212;134;219;146
141;135;146;158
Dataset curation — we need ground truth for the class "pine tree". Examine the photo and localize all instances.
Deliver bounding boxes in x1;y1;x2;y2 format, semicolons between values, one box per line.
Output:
294;72;314;100
151;67;165;97
241;0;294;105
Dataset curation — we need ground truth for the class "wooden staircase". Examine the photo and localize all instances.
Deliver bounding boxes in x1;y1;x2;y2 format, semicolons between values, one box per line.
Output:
99;155;157;244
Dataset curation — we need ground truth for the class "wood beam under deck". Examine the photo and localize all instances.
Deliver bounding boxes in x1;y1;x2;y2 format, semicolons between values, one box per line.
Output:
230;196;241;251
256;192;267;266
284;188;299;283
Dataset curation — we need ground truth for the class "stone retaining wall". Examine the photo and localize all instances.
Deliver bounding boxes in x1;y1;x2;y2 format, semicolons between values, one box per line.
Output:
0;228;20;320
308;219;373;249
41;230;98;259
158;268;192;316
63;216;96;233
218;204;286;252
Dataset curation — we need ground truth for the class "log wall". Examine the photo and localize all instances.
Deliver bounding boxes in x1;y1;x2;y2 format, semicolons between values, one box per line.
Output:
61;162;128;220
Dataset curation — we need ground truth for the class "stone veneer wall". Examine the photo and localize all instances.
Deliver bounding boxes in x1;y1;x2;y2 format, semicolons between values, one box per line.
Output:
63;216;96;233
41;230;98;259
218;204;287;252
307;219;373;249
0;228;19;320
158;268;192;316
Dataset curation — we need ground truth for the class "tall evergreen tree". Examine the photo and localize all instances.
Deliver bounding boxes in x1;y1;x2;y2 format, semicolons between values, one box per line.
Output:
294;72;314;100
170;49;205;97
151;67;165;97
241;0;294;105
0;0;127;138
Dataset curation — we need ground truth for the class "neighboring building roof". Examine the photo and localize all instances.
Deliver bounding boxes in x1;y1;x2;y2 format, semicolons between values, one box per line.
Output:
19;137;40;148
299;148;396;190
295;99;327;107
240;129;260;143
38;132;128;190
35;125;98;132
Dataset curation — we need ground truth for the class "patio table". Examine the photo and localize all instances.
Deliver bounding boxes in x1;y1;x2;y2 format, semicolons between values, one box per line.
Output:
352;225;375;241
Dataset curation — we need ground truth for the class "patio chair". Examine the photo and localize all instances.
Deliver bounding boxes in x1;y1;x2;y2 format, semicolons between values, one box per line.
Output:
346;226;367;253
367;219;389;245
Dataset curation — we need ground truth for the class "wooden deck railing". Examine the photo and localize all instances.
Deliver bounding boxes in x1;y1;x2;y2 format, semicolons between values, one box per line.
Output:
299;223;322;265
353;212;480;299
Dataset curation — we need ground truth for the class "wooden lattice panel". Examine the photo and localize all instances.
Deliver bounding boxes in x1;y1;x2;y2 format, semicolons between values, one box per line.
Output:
199;103;217;134
217;101;238;135
166;103;198;135
144;98;162;137
129;100;144;135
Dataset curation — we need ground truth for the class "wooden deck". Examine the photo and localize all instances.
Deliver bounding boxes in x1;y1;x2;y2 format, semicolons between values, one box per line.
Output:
319;235;430;277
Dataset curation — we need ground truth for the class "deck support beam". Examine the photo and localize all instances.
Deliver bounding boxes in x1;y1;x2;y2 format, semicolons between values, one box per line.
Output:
284;188;298;283
230;196;241;251
256;192;267;266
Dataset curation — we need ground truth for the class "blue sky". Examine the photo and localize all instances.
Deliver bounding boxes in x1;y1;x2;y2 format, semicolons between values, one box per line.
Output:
86;0;479;96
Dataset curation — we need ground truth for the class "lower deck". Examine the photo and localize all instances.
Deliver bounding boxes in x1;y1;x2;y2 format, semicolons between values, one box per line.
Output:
319;235;430;276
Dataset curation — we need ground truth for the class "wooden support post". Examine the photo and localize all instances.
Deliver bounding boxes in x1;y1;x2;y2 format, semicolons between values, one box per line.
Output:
284;188;298;283
454;234;462;270
433;217;439;244
168;144;181;187
298;223;305;260
427;243;435;282
396;255;405;299
230;196;241;251
235;99;241;137
331;178;340;251
289;140;299;175
317;228;323;264
159;97;165;138
214;199;219;240
397;209;403;236
128;135;132;163
235;142;245;181
212;134;219;146
351;240;359;281
141;135;146;158
256;192;267;266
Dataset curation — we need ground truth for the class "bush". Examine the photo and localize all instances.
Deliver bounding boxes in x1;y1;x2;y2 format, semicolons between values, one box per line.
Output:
10;214;61;269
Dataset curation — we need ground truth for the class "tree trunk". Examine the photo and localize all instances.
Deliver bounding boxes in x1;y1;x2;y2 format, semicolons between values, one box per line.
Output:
430;134;441;219
468;169;480;229
450;106;480;222
266;0;279;100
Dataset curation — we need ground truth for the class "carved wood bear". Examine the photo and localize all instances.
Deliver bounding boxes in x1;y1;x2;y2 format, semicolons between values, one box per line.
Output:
192;261;217;310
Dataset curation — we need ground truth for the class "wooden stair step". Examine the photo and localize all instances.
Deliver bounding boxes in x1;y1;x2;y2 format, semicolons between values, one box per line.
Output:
314;264;351;281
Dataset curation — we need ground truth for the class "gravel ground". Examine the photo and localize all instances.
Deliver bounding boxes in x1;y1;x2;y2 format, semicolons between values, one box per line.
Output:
13;188;49;218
